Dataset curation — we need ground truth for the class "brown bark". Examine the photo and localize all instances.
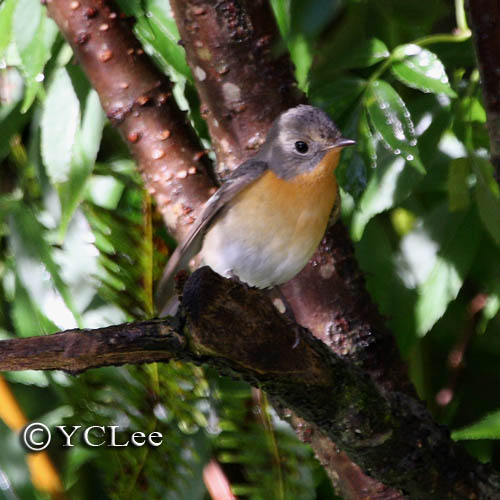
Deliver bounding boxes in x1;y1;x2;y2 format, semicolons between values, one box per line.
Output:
169;0;411;395
45;0;216;240
1;267;499;499
169;1;410;496
468;0;500;183
40;0;500;498
0;319;183;372
170;0;304;175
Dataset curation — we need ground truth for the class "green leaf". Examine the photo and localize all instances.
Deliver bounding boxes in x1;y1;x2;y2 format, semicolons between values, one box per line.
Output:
118;0;192;80
0;0;16;58
58;85;106;239
270;0;291;37
357;107;377;168
289;0;339;39
12;0;41;53
11;274;60;337
452;410;500;440
391;44;456;98
12;0;58;111
41;67;80;185
351;147;423;239
338;152;367;201
365;80;425;173
460;96;487;123
479;290;500;334
309;77;366;122
473;159;500;249
85;176;125;210
289;33;312;90
336;108;368;199
411;205;480;336
9;206;82;328
337;38;389;69
0;68;29;162
447;157;470;211
355;217;418;355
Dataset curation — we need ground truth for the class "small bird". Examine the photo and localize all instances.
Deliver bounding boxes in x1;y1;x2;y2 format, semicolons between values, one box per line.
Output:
155;105;355;316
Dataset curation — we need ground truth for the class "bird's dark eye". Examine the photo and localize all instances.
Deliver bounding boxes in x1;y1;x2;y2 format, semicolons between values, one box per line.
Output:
294;141;309;154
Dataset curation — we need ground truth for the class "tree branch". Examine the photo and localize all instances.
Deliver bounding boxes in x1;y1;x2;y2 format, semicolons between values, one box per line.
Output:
468;0;500;183
169;1;411;496
45;0;216;240
0;319;184;372
170;0;304;174
44;0;382;496
170;0;411;395
1;268;499;499
41;1;500;498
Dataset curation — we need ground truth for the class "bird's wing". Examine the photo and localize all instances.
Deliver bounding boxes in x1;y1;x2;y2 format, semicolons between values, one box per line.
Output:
155;160;269;316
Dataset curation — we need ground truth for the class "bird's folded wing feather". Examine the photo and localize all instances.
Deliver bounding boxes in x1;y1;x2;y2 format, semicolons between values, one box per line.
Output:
155;160;269;316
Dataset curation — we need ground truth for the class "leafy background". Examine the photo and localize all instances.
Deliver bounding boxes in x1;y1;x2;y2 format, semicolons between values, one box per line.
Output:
0;0;499;498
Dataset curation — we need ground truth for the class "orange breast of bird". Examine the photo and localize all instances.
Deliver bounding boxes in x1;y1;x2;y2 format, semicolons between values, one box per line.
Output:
201;149;340;288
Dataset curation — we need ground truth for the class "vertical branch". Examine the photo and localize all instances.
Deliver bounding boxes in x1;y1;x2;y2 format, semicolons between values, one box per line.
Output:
468;0;500;183
170;0;304;174
170;1;410;498
169;0;411;396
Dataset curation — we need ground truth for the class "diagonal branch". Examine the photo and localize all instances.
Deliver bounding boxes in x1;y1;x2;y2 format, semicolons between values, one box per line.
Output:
42;1;500;499
45;0;216;240
43;1;383;496
1;267;499;500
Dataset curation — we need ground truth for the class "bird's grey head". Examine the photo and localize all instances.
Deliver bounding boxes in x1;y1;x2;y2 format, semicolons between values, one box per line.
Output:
257;105;355;180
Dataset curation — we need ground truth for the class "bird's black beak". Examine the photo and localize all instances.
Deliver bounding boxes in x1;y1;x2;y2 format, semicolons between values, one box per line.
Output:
328;137;356;149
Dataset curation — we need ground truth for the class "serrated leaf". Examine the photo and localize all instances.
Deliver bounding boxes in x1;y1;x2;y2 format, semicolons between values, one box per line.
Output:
351;147;423;239
366;80;424;173
473;159;500;249
335;108;368;199
452;410;500;440
414;205;480;336
355;217;418;355
447;157;470;211
12;0;58;111
9;206;82;329
391;44;456;98
116;0;192;80
337;38;389;69
11;274;60;337
41;68;80;185
58;86;106;239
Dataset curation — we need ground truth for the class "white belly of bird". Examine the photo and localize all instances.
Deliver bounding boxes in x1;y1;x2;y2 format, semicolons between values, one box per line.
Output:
201;209;322;288
199;166;337;288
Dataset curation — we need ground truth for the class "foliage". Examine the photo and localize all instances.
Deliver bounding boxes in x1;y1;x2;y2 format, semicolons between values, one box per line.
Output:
0;0;499;498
